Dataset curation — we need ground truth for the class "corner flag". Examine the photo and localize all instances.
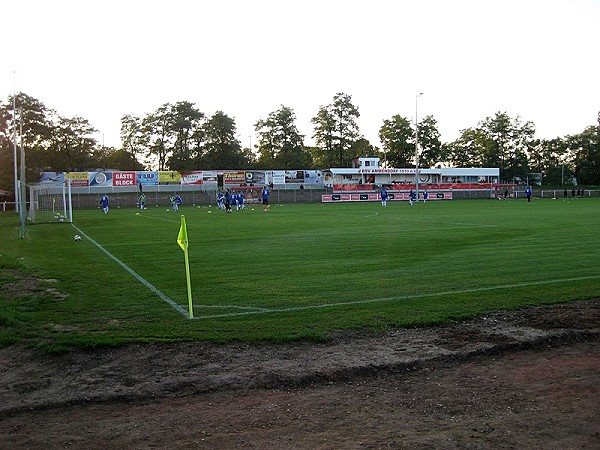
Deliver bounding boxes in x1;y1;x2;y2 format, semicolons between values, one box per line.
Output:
177;215;188;251
177;215;194;318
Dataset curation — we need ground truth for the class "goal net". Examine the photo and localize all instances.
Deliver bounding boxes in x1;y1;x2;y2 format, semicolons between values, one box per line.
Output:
28;180;73;223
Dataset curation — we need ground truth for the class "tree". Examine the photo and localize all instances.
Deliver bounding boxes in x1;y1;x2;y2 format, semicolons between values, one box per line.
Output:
312;93;361;167
2;93;55;183
378;114;414;167
570;125;600;185
477;112;534;181
445;112;534;181
0;101;13;192
200;111;247;169
255;105;310;169
528;137;570;185
95;147;145;171
417;115;443;168
350;138;376;162
143;103;175;171
445;127;487;168
167;101;205;171
120;114;149;168
49;116;97;172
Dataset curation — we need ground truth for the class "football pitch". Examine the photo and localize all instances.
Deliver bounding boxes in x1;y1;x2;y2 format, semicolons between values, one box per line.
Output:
1;198;599;350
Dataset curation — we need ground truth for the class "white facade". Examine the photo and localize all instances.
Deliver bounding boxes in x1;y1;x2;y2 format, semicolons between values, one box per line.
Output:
323;158;499;187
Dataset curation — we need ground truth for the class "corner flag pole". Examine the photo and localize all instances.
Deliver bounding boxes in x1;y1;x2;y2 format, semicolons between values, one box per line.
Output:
177;215;194;318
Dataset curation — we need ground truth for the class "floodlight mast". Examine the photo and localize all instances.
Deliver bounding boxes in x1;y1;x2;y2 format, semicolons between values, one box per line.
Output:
415;93;424;201
12;70;18;214
19;116;26;239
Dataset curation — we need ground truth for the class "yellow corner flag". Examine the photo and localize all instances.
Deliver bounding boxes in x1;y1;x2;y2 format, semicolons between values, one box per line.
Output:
177;215;194;318
177;215;188;251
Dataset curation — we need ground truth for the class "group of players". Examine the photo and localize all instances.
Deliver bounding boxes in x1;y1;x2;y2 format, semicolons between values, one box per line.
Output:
216;187;271;213
380;188;429;207
216;190;245;213
98;192;183;214
99;188;271;215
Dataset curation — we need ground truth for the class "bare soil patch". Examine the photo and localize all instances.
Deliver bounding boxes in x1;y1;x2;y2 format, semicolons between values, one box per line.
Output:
0;299;598;449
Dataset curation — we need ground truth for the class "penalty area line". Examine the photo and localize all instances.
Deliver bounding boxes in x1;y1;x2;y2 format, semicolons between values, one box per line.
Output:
71;224;190;318
189;275;600;320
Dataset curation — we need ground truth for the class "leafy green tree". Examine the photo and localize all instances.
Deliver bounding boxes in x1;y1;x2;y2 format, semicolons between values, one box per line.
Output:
42;116;97;171
570;125;600;185
417;115;443;168
143;103;175;171
445;127;487;167
120;114;149;168
167;101;205;171
349;138;376;162
478;112;534;181
445;112;534;181
255;105;310;169
528;137;570;185
312;93;361;167
95;147;145;170
378;114;414;167
200;111;247;169
0;101;13;192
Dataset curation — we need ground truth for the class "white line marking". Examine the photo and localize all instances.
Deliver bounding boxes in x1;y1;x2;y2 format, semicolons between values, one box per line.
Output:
190;275;600;320
71;224;190;318
135;214;180;224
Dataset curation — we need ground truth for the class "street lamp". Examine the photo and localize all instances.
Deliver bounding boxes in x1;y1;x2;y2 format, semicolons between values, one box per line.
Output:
415;92;424;200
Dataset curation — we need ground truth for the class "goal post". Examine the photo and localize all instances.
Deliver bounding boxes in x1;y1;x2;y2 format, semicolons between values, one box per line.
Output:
28;179;73;223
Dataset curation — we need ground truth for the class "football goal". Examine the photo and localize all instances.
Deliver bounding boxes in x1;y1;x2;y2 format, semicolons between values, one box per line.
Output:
28;179;73;224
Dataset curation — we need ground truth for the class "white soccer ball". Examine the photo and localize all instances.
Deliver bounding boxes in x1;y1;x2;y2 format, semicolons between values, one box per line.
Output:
74;235;81;241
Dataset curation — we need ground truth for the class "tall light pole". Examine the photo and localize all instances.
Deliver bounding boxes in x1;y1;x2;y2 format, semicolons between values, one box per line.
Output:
12;70;18;213
19;113;27;239
415;92;424;201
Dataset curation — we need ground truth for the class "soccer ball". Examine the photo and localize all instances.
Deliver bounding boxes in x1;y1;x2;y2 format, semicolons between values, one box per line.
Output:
74;235;81;241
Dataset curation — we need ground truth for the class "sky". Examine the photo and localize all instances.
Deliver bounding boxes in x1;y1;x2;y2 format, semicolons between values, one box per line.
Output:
2;0;599;151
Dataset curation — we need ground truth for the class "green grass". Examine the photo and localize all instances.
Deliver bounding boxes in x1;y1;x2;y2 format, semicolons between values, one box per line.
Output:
1;197;599;351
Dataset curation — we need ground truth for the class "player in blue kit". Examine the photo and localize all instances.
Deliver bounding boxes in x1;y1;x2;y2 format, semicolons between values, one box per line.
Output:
173;193;183;211
230;192;239;211
100;194;109;214
409;189;416;206
237;191;245;210
261;186;270;212
217;191;225;210
381;187;388;207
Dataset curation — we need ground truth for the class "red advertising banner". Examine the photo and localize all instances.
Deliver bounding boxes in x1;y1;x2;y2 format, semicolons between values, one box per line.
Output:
181;171;203;185
113;171;136;186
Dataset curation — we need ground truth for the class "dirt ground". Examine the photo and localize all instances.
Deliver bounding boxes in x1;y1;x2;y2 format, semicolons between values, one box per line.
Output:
0;299;598;449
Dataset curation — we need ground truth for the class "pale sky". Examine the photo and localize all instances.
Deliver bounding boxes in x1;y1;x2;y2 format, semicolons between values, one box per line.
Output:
2;0;599;151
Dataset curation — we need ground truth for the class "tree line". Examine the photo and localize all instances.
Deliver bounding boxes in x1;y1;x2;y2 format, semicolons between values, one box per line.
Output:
1;91;598;193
